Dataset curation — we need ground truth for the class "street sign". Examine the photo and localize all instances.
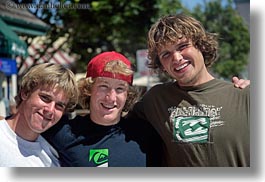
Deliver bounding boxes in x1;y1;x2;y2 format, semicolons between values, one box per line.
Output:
0;58;17;76
136;49;149;75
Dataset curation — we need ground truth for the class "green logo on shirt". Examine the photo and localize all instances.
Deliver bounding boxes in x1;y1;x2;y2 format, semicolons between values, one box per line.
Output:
173;116;210;143
89;149;109;166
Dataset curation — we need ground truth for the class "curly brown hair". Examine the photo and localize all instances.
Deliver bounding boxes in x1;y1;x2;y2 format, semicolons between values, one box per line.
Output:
147;13;219;72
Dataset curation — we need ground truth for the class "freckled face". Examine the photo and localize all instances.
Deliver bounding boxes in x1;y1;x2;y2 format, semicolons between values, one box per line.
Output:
158;38;210;86
89;77;128;126
20;86;68;134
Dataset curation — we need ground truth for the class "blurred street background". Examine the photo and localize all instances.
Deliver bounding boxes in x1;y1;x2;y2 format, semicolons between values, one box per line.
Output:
0;0;250;117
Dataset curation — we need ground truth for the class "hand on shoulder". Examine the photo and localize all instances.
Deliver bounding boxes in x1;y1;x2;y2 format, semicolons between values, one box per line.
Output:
232;76;250;89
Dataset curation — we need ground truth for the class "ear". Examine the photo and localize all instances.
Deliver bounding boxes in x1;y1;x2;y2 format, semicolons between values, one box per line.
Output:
20;90;28;100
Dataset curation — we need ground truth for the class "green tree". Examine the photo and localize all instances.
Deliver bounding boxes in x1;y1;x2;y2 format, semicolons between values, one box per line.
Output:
191;0;250;79
15;0;249;80
152;0;185;21
65;0;158;72
20;0;160;73
15;0;185;74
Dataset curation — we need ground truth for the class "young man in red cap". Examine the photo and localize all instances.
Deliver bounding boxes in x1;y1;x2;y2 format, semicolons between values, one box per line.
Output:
43;51;163;167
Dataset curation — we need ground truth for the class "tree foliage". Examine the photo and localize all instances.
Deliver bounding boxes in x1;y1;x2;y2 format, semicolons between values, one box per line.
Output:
15;0;249;80
191;0;249;78
18;0;159;73
15;0;185;74
62;0;158;72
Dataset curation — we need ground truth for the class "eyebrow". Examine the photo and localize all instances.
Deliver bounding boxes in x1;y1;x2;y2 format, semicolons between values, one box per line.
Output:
117;83;128;87
158;40;191;56
158;51;168;58
40;92;67;106
57;101;67;107
97;78;127;86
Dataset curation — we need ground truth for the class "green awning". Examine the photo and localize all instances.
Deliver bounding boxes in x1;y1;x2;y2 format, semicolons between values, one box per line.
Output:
1;15;49;37
8;25;47;36
0;18;28;57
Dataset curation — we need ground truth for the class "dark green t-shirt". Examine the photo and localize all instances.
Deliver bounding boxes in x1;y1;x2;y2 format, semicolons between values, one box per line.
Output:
133;79;249;167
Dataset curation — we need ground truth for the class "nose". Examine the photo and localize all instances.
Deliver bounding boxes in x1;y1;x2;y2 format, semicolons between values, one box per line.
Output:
173;50;183;62
44;102;55;119
105;89;116;101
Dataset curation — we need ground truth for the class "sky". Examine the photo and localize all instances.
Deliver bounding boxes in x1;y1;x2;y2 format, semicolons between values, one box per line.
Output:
180;0;205;10
180;0;234;10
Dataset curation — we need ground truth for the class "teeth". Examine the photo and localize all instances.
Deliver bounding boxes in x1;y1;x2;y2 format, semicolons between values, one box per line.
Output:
102;104;115;109
176;63;188;71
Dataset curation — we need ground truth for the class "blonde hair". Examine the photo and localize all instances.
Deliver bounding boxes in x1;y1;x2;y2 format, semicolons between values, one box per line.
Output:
16;63;79;112
104;60;133;76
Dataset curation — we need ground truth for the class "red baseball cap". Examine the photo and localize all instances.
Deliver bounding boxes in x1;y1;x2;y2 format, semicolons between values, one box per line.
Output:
86;51;133;85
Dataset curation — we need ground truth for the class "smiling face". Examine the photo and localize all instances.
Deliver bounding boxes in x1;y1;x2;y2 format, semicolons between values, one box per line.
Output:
157;38;213;87
18;85;68;139
89;77;128;126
